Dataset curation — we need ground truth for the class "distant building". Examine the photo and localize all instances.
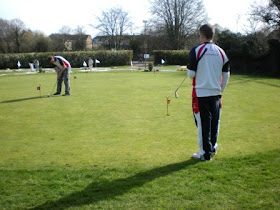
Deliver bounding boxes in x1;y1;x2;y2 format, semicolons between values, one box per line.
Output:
64;40;73;51
49;34;93;51
84;35;93;50
65;35;93;51
92;36;110;49
92;35;144;50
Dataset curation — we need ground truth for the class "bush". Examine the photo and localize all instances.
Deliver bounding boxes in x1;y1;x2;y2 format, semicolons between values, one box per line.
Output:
0;50;133;69
148;62;153;71
153;50;189;65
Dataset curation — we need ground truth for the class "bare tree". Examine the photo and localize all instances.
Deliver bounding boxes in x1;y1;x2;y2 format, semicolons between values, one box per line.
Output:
73;26;87;51
95;7;132;50
263;0;279;29
49;26;72;51
0;18;11;53
150;0;207;49
0;18;26;53
59;26;72;43
10;19;25;53
249;0;280;32
59;26;72;34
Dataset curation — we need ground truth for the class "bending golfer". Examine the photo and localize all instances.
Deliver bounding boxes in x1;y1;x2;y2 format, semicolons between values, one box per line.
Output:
187;24;230;161
48;55;71;96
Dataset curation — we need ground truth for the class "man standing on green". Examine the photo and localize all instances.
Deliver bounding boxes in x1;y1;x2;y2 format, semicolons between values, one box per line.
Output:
48;55;71;96
187;24;230;161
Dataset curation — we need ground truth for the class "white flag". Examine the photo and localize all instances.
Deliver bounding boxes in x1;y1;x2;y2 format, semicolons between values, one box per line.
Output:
17;61;21;67
95;59;100;64
161;59;165;64
83;61;87;67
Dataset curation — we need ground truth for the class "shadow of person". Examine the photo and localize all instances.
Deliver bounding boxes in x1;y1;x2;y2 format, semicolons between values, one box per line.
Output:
1;96;48;104
31;159;198;209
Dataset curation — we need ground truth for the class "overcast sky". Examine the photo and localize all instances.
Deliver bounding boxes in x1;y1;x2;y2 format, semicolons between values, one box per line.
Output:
0;0;265;37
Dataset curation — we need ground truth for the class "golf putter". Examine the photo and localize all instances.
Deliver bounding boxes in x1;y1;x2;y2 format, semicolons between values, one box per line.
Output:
175;48;208;98
48;80;57;97
175;76;187;98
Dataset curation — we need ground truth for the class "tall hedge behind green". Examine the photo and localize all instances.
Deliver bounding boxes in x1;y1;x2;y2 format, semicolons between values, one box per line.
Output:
0;50;133;69
153;50;189;65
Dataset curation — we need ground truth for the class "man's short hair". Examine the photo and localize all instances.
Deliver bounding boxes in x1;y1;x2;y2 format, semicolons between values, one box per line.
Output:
200;24;215;40
47;55;53;62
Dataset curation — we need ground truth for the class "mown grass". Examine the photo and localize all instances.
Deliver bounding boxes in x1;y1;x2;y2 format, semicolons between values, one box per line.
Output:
0;70;279;209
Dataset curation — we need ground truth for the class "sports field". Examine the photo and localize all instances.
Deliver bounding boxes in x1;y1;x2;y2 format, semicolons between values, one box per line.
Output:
0;69;279;209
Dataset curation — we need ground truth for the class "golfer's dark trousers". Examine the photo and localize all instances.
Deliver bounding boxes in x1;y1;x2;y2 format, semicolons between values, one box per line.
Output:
198;95;221;160
57;68;70;94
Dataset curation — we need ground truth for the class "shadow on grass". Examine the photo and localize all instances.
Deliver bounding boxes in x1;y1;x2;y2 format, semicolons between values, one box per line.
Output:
32;159;197;209
1;96;51;103
228;76;280;88
255;80;280;88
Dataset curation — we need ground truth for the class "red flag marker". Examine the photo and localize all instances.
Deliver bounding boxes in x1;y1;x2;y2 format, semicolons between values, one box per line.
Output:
37;85;41;97
166;96;170;116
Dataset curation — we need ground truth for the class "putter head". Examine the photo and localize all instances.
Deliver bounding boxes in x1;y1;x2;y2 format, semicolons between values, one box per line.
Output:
175;91;178;98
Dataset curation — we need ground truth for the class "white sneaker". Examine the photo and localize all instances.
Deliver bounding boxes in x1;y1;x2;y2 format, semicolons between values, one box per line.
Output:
192;153;202;160
192;153;210;161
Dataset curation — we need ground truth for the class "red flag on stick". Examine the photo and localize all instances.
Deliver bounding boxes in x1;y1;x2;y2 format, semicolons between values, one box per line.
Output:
166;96;170;116
37;85;41;98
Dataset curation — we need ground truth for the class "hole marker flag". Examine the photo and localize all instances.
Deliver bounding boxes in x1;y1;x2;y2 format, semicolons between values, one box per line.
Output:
166;96;170;116
37;85;41;98
161;59;165;65
95;59;100;64
83;61;87;67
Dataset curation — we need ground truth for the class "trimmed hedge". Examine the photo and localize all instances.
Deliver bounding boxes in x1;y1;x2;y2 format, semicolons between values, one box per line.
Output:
153;50;189;65
0;50;133;69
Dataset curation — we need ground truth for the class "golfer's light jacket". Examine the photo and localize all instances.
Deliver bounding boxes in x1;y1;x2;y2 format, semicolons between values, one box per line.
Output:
187;42;230;98
53;56;71;70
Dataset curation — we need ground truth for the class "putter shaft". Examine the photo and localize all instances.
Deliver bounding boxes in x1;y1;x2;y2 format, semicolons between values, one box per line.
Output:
49;80;57;96
175;75;188;98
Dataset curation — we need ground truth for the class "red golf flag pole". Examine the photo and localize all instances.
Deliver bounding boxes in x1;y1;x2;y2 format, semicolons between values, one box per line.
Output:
37;84;41;98
166;96;170;116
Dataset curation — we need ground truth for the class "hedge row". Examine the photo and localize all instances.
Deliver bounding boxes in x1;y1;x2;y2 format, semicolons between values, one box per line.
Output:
153;50;189;65
0;50;133;69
